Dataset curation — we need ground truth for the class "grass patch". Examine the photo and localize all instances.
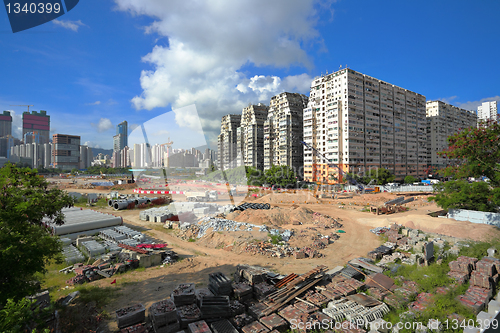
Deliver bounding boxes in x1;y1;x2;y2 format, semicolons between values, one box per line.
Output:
135;267;146;272
188;238;196;242
268;233;283;245
38;261;76;301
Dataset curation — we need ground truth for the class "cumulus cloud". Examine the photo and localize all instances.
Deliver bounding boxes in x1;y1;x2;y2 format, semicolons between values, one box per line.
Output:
53;19;87;32
86;101;101;105
91;118;113;133
457;96;500;111
83;141;102;149
114;0;324;146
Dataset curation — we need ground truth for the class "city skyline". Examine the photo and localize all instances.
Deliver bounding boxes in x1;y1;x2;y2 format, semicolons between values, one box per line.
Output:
0;1;499;150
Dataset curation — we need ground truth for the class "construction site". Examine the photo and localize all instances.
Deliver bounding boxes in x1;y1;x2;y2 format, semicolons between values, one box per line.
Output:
42;173;500;333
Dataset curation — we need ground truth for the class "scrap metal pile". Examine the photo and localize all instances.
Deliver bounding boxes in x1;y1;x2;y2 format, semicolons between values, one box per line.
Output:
113;263;406;332
64;246;179;285
370;196;414;215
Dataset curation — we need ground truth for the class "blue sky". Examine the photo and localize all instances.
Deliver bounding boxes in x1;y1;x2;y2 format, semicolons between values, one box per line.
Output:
1;0;499;150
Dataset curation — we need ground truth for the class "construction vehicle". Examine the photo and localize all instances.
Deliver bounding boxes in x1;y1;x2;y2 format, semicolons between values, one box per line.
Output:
229;187;244;196
186;190;218;202
300;141;365;194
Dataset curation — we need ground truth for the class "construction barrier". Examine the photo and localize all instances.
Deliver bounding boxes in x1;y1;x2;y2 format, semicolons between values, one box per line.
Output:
133;189;184;194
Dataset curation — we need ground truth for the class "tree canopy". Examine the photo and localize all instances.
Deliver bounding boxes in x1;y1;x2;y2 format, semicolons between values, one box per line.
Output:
348;168;395;185
430;121;500;212
404;175;417;184
0;163;74;304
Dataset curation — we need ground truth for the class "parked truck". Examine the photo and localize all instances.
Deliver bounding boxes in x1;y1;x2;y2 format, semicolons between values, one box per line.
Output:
186;190;218;202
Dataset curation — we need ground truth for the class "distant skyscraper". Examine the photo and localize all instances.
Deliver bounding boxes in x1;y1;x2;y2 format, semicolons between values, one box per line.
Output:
22;110;50;144
113;120;128;152
0;111;12;138
52;134;80;170
477;101;498;124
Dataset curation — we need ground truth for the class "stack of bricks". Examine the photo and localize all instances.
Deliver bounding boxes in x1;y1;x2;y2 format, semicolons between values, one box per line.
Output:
457;286;493;314
293;301;318;314
367;287;389;301
120;323;149;333
408;293;434;312
304;291;329;307
447;256;477;283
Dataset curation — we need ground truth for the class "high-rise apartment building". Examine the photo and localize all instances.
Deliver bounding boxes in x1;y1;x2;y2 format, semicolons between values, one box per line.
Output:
303;68;427;184
0;111;12;138
426;101;477;168
217;114;241;170
22;110;50;144
264;92;308;173
477;101;498;124
80;145;93;169
113;120;128;152
52;134;80;170
237;104;268;170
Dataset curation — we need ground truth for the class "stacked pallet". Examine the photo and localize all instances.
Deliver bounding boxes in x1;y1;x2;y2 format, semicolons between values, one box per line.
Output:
230;313;254;330
172;284;196;306
116;304;146;329
259;313;288;332
149;299;177;332
241;321;270;333
195;289;214;306
304;291;329;306
248;302;267;319
188;320;212;333
120;323;148;333
253;282;276;300
177;304;202;329
199;296;230;319
293;301;318;314
278;305;305;324
209;272;232;296
229;300;245;317
210;319;239;333
234;265;268;285
261;266;327;316
232;283;252;301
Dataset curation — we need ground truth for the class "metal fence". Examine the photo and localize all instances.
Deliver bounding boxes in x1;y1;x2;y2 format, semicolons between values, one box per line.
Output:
384;185;435;192
447;209;500;227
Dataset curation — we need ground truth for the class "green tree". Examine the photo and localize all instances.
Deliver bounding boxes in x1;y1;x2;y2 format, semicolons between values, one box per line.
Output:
430;121;500;212
0;163;74;304
404;175;417;184
431;180;500;212
264;165;297;187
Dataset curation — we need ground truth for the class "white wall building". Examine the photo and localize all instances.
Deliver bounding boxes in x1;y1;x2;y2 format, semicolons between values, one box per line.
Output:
477;101;498;124
426;100;477;168
303;68;427;184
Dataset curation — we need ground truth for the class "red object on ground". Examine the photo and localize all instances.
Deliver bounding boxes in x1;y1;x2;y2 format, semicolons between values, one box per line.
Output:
111;279;116;284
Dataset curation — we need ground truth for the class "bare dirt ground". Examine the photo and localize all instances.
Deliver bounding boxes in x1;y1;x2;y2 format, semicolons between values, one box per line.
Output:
52;180;500;332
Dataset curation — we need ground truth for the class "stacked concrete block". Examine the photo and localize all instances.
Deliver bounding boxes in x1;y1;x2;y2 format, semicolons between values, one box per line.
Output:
210;319;239;333
177;304;202;329
457;286;493;313
100;229;126;242
116;304;146;329
149;299;177;327
470;271;492;289
62;244;85;264
259;314;288;332
114;226;145;241
241;321;269;333
476;257;500;276
172;284;196;306
80;240;106;258
188;320;212;333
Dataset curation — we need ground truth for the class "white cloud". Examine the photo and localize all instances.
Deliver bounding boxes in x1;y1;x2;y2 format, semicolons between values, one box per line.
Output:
53;19;87;32
86;101;101;105
114;0;324;146
456;96;500;111
83;141;102;149
129;123;140;132
91;118;113;133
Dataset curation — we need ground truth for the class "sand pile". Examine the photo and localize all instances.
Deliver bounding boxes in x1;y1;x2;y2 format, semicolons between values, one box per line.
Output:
226;206;317;226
